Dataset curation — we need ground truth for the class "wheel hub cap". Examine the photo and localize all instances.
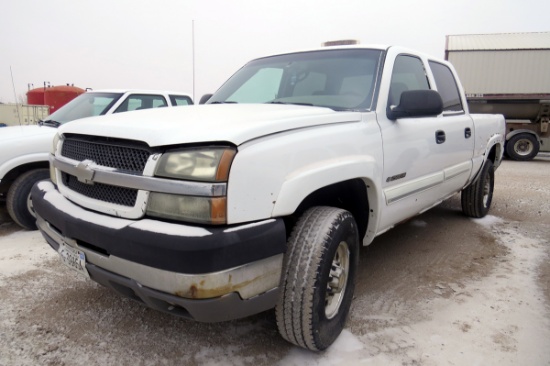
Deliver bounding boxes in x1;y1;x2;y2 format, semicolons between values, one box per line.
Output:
325;241;350;319
515;140;533;155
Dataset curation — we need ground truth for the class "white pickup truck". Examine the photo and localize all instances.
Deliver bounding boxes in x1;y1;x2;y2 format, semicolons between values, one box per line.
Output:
32;45;505;351
0;89;192;229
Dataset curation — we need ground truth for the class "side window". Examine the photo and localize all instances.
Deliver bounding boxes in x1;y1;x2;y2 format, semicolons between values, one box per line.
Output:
389;55;430;106
228;68;283;103
114;95;168;113
428;61;463;112
169;95;193;106
93;96;117;115
151;97;168;108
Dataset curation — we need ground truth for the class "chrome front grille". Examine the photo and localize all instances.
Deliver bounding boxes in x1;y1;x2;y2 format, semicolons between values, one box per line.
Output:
60;135;152;207
62;173;138;206
61;137;150;173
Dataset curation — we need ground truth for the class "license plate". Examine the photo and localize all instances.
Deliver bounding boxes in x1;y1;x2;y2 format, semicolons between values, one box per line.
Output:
58;242;90;278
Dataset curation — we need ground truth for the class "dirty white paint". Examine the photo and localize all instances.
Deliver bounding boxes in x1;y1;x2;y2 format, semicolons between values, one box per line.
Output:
130;219;212;237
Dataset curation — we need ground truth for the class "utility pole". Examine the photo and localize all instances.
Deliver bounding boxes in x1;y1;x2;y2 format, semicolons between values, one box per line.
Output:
192;19;196;103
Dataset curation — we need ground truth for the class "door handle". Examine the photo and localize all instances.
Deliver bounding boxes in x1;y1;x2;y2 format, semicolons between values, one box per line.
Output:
436;130;446;144
465;127;472;139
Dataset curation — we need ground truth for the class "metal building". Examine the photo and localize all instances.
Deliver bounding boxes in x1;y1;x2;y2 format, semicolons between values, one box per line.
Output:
445;32;550;96
0;104;50;126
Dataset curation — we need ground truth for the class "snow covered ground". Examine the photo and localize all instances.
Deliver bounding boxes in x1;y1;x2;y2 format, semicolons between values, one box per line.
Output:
1;157;549;365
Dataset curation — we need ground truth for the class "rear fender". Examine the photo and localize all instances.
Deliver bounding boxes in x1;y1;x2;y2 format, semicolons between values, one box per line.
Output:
506;128;539;141
469;134;504;186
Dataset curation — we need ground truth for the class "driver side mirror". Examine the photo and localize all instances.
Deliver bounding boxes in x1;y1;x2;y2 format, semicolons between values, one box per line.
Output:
387;90;443;120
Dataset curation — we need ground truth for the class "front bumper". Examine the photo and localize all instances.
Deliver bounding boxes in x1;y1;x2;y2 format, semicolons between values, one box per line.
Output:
32;180;287;322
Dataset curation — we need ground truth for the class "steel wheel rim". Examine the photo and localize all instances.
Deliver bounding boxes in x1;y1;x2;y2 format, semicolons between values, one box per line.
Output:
26;193;37;219
514;139;533;156
325;241;350;319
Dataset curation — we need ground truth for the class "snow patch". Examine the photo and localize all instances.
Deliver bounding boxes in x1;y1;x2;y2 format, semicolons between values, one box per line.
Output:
130;219;212;237
277;220;550;365
279;330;367;365
410;220;427;228
470;214;502;228
43;185;131;230
223;219;276;233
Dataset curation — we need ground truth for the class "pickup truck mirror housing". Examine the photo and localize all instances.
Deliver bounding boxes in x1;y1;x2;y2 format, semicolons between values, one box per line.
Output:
387;90;443;120
199;94;213;104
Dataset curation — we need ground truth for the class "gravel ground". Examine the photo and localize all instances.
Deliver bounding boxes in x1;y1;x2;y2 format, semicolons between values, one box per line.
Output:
0;154;549;365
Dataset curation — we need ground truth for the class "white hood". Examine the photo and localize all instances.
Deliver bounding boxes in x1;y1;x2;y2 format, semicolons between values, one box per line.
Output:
59;104;362;147
0;125;56;157
0;125;56;142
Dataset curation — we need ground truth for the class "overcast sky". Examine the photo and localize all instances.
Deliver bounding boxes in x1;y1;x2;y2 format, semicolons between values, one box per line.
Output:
2;0;549;104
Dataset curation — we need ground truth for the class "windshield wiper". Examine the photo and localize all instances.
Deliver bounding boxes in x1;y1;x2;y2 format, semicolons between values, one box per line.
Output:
266;101;314;107
39;120;61;128
210;101;238;104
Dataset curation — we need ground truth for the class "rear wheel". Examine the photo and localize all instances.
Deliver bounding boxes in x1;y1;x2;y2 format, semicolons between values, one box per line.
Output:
276;206;359;351
461;160;494;218
6;169;50;230
506;133;539;161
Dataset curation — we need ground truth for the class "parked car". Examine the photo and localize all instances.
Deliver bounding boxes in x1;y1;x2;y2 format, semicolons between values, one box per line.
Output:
33;45;505;350
0;89;192;230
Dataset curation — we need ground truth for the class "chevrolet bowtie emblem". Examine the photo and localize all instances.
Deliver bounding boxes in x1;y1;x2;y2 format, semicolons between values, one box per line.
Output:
75;159;96;185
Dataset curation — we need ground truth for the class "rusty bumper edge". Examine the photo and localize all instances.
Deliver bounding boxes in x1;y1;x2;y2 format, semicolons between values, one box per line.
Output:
87;262;280;322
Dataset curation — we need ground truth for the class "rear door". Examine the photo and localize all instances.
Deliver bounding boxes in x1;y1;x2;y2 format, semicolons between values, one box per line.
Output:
375;49;473;232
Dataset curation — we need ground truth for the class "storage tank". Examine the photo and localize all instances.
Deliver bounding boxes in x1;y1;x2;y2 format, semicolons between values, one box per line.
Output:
26;87;45;105
44;85;86;114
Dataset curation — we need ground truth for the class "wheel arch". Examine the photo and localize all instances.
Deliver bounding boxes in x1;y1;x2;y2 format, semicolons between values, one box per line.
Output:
280;178;373;242
505;129;540;142
271;156;381;243
0;160;50;196
486;131;506;169
486;141;502;167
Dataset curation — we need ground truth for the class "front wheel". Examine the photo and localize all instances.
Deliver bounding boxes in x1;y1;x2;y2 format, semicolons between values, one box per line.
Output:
276;206;359;351
6;169;50;230
461;160;494;218
506;133;539;161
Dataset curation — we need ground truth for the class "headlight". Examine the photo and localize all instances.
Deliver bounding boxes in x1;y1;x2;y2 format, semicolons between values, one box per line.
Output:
147;146;236;224
147;193;226;225
155;147;236;182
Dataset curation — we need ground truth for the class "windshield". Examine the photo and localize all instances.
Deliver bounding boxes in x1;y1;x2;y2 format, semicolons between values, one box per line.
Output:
44;92;123;125
208;49;383;111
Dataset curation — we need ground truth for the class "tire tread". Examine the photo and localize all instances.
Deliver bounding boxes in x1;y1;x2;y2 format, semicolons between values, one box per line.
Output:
276;206;358;351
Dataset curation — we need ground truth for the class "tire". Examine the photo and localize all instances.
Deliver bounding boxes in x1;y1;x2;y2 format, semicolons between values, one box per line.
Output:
6;169;50;230
276;206;359;351
505;133;539;161
461;160;494;218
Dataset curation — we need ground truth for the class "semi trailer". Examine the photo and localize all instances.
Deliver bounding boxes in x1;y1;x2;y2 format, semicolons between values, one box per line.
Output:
446;32;550;160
